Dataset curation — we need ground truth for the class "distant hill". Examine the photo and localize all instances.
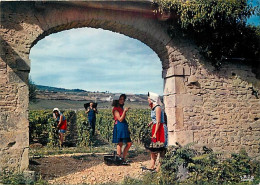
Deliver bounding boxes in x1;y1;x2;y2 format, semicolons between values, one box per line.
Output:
29;85;148;110
36;85;88;93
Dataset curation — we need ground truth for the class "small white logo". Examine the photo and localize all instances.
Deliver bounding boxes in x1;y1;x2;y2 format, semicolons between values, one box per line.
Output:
240;175;254;182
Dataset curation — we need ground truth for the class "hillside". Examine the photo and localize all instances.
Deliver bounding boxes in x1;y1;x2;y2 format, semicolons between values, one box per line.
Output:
36;85;87;93
29;85;148;110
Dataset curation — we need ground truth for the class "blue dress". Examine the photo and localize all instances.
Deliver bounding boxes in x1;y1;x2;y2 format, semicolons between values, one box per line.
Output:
112;106;131;143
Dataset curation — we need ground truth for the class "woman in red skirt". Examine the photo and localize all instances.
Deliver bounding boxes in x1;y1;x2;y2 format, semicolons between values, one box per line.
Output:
147;92;167;171
53;108;67;147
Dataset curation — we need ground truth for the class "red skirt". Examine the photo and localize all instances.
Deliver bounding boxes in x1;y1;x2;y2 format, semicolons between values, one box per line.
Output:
151;123;165;143
59;119;67;130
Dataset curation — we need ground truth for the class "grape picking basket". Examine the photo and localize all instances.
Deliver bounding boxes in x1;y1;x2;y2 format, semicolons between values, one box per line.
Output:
104;152;124;166
144;141;166;153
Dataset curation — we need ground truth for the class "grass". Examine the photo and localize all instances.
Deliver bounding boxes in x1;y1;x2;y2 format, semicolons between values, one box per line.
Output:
29;143;147;158
30;145;113;157
0;171;48;185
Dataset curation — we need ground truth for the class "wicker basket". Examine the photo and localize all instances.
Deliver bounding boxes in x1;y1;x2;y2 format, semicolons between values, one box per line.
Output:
144;142;166;152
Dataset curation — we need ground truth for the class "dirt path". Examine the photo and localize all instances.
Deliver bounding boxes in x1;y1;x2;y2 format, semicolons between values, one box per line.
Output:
30;153;151;184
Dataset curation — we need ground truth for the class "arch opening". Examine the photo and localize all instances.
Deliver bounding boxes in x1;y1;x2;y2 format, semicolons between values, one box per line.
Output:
29;27;164;97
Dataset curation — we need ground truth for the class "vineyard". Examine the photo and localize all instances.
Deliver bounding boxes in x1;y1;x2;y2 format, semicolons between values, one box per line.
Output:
27;109;260;185
29;109;151;148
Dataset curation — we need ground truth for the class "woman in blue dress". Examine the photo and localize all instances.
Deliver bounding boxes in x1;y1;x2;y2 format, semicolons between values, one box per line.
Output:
112;94;132;162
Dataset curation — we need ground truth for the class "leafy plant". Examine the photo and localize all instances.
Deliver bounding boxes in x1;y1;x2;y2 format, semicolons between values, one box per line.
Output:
0;171;48;185
160;144;260;184
153;0;260;72
29;110;52;145
29;109;151;148
96;109;114;142
76;111;92;147
121;144;260;185
29;78;37;102
29;110;78;147
46;117;59;147
160;143;197;184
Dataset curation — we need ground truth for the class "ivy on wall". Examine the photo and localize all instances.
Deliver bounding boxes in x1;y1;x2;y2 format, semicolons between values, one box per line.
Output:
153;0;260;75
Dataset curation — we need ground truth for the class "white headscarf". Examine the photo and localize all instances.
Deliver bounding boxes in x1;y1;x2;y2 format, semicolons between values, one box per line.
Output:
148;92;163;106
53;107;60;118
113;94;120;101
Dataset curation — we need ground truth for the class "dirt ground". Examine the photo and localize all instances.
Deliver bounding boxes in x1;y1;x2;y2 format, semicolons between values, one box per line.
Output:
29;152;151;184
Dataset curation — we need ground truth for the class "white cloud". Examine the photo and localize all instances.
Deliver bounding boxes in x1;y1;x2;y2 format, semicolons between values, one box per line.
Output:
29;27;163;94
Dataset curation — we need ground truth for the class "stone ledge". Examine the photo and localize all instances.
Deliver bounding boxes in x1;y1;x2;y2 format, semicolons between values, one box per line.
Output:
162;65;191;78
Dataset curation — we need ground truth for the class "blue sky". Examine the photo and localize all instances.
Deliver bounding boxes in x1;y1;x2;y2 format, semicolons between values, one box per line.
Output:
247;0;260;26
29;28;164;95
29;1;259;95
247;15;259;25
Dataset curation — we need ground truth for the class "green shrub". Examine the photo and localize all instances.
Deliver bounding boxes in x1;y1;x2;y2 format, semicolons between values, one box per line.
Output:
159;144;260;185
76;111;92;147
29;110;53;145
46;117;59;147
154;0;260;71
160;143;197;184
96;109;114;142
0;171;48;185
29;109;151;148
121;144;259;185
122;172;160;185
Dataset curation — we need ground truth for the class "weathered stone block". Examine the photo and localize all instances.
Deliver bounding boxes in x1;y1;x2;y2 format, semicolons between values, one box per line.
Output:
162;65;190;78
8;70;29;84
0;61;7;69
175;130;193;145
176;94;203;107
168;131;176;146
163;77;176;95
20;148;29;172
165;107;176;132
190;125;203;130
183;65;191;76
0;77;7;84
175;77;186;94
250;121;260;131
15;58;30;72
164;95;176;108
175;107;184;130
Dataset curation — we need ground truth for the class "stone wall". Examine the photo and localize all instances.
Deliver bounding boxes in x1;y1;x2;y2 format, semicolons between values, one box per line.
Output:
189;61;260;157
164;58;260;158
0;46;29;172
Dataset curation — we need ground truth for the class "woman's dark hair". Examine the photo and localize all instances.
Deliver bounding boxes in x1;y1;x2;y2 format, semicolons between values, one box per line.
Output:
120;94;126;100
112;94;126;107
53;110;59;115
112;100;119;107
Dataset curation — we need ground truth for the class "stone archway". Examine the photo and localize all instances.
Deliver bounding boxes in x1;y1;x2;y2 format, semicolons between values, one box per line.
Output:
1;1;259;172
